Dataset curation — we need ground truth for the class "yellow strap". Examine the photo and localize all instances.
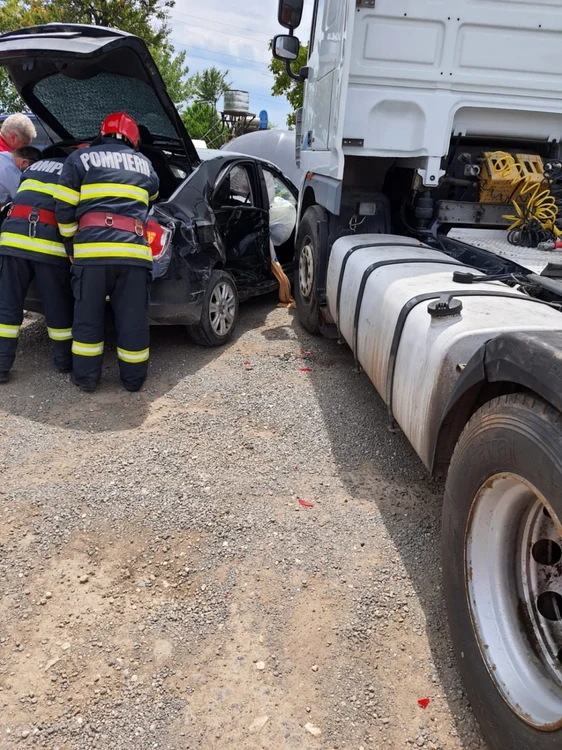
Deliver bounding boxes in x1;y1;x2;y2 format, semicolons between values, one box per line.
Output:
117;347;149;363
18;179;58;198
54;184;81;206
0;232;67;258
73;242;152;263
47;327;72;341
80;183;149;205
0;323;20;339
72;341;104;357
58;222;78;238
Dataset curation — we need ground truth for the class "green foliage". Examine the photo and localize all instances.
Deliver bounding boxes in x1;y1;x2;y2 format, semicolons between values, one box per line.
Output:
269;43;308;128
188;67;231;112
181;102;227;148
151;43;191;112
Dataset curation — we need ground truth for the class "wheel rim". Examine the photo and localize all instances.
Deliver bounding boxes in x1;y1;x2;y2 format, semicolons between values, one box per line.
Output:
467;473;562;729
299;238;314;299
209;281;236;337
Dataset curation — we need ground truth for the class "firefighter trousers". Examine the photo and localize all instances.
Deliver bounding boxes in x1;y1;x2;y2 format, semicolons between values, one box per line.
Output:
0;254;73;374
70;264;150;391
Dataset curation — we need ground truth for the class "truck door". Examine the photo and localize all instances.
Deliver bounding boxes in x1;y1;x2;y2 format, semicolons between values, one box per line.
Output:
304;0;346;152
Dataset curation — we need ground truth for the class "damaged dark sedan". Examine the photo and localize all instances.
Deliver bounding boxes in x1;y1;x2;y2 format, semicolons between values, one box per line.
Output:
0;23;298;345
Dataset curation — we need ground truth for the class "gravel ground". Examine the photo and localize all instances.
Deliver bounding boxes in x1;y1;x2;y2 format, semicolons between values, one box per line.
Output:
0;297;487;750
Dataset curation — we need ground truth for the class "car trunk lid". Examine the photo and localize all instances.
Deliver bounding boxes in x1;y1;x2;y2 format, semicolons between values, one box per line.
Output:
0;23;200;169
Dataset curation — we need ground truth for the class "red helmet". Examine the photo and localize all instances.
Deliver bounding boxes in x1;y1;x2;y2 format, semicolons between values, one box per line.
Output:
100;112;140;149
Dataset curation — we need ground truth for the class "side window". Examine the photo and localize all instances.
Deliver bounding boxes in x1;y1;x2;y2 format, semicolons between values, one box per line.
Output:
213;164;255;208
325;0;338;27
309;0;326;55
263;169;297;207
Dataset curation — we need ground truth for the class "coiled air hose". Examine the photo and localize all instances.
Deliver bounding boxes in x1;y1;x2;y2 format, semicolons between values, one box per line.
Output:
491;152;560;247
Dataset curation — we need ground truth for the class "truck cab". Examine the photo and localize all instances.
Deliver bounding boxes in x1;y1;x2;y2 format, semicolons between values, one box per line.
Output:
273;3;562;748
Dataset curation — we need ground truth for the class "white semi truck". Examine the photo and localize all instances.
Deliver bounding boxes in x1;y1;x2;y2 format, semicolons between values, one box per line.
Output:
272;1;562;747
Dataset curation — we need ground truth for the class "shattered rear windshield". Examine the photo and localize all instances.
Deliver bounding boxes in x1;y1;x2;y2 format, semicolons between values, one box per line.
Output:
33;71;179;141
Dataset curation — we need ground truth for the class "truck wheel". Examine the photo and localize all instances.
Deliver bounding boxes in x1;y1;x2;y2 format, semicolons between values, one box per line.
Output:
188;270;239;347
295;206;325;334
443;394;562;749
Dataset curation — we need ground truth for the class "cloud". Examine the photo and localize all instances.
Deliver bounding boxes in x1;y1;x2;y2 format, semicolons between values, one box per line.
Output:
169;0;312;128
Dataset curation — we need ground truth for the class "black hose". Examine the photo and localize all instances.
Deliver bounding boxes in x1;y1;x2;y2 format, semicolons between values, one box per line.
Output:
545;161;562;231
507;221;554;248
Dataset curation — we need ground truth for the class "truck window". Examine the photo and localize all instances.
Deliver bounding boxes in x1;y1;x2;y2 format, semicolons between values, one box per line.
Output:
309;0;326;54
325;0;338;28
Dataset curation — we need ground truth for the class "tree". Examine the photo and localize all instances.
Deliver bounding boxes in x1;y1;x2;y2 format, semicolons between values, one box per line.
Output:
151;43;191;112
269;43;308;128
189;67;231;112
181;102;227;148
35;0;173;46
0;0;190;112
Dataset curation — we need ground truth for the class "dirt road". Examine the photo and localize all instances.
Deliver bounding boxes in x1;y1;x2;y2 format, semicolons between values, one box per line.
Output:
0;298;486;749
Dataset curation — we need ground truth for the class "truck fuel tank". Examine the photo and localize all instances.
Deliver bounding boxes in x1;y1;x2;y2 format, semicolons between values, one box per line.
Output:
327;234;562;468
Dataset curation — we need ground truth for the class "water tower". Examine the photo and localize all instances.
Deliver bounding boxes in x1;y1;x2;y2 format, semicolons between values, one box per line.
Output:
221;90;258;137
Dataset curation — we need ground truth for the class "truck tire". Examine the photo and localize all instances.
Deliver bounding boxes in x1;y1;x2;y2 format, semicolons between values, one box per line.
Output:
187;270;239;347
443;394;562;749
295;206;325;334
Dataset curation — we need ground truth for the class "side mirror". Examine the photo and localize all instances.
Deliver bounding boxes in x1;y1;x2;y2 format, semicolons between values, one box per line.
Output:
278;0;304;30
273;34;300;62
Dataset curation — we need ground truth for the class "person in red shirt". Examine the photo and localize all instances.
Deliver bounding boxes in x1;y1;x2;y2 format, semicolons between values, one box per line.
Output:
0;114;36;153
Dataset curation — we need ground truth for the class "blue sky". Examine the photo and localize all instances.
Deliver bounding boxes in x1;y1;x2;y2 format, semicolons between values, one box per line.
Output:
168;0;312;129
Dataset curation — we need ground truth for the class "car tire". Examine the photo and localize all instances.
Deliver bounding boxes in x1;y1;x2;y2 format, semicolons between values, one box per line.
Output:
442;393;562;750
188;270;239;347
295;206;325;334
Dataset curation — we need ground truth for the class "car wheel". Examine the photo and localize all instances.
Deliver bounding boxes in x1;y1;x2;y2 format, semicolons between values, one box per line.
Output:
295;206;325;334
188;270;239;347
442;393;562;750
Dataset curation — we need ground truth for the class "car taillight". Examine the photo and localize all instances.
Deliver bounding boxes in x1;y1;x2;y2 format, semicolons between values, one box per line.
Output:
147;219;172;260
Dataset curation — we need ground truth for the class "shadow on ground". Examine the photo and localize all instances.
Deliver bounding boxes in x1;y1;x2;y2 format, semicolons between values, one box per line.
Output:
285;315;484;748
0;296;273;433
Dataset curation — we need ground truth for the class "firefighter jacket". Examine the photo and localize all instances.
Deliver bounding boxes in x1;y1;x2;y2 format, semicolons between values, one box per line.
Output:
54;138;159;269
0;157;69;266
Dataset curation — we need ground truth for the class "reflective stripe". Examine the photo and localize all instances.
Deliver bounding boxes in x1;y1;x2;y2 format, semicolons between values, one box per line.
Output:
80;183;149;205
0;323;20;339
48;327;72;341
58;221;78;238
117;347;149;363
73;242;152;262
72;341;104;357
149;191;159;202
0;232;67;258
18;179;58;198
54;185;81;206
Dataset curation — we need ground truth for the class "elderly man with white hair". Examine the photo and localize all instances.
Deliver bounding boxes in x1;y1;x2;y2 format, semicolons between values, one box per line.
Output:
0;113;37;153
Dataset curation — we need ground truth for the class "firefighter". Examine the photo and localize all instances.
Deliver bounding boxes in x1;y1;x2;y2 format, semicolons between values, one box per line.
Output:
54;113;159;393
0;151;74;383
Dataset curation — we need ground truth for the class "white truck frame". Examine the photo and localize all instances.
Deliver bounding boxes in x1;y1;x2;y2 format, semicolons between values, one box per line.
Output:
272;2;562;748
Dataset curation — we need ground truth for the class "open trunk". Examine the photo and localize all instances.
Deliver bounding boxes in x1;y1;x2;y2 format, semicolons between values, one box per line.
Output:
0;23;199;167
